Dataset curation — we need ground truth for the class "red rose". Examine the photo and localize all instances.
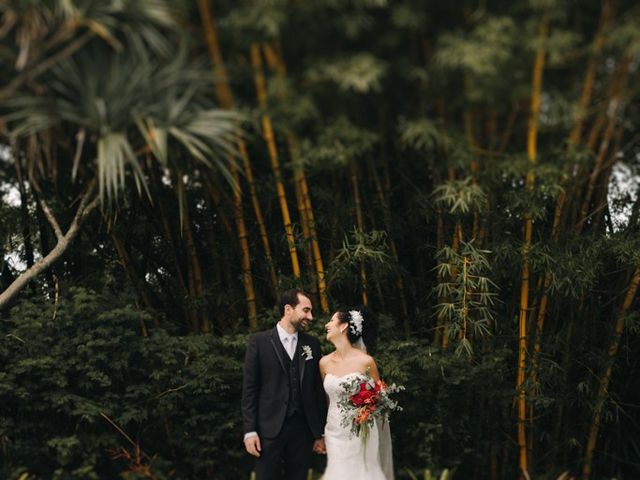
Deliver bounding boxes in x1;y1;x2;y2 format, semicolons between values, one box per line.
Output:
350;382;375;406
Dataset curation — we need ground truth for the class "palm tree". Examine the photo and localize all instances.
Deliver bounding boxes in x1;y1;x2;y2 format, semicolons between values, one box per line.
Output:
0;6;242;309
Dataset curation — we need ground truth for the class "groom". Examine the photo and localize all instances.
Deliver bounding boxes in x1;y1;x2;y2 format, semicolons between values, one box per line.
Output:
242;289;327;480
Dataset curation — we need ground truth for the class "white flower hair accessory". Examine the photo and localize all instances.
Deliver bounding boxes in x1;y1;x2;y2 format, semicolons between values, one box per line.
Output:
302;345;313;361
348;310;364;337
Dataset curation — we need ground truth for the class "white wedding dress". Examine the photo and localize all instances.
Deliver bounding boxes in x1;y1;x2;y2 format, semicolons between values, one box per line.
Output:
322;372;392;480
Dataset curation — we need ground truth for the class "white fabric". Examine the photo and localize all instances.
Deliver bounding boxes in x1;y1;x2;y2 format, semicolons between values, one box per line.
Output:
277;323;297;359
321;372;389;480
352;337;367;353
349;338;394;478
284;336;296;359
377;416;395;479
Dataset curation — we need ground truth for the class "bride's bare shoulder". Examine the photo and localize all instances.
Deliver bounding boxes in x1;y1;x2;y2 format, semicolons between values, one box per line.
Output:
355;353;378;376
320;352;333;366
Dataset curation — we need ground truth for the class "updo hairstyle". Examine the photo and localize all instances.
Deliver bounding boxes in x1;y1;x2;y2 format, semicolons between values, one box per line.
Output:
336;305;377;355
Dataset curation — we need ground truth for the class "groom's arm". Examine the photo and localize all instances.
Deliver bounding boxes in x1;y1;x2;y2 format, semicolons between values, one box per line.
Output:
241;333;260;435
315;343;327;428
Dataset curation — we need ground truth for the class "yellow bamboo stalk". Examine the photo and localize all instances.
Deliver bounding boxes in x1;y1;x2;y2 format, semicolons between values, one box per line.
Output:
291;151;315;276
289;135;330;312
263;43;329;310
230;162;258;328
237;139;280;294
250;43;301;278
582;266;640;480
577;59;629;232
516;14;548;476
534;1;615;378
198;0;276;314
197;0;233;107
569;0;613;146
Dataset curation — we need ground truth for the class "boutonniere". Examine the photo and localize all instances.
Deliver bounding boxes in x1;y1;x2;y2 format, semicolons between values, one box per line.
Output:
301;345;313;361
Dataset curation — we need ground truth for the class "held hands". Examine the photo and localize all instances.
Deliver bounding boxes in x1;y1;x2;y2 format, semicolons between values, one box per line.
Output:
312;437;326;454
244;435;261;457
244;434;324;456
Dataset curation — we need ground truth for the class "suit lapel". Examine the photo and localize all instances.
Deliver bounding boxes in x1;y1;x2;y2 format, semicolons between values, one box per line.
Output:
298;335;306;386
269;328;287;373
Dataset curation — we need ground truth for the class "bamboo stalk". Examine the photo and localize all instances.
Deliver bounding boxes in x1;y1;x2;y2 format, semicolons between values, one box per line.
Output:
592;128;624;233
238;138;280;297
250;42;301;278
442;221;463;351
108;226;155;313
569;0;613;146
198;0;274;313
290;136;329;311
576;59;629;232
229;162;258;328
516;14;548;476
369;158;410;332
531;2;616;385
582;266;640;480
177;178;209;333
550;1;613;241
350;160;368;306
263;43;329;310
147;160;193;329
299;168;329;312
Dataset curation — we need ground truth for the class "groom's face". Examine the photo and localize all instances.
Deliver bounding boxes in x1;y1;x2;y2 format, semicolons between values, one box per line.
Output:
287;294;313;332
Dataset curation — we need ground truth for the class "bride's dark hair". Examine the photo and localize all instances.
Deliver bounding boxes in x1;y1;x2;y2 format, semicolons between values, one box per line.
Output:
336;305;377;355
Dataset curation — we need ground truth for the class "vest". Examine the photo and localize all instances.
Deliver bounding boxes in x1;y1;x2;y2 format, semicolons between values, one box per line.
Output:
278;337;303;418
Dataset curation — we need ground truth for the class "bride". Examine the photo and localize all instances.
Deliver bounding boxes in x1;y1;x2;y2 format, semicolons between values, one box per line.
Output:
320;306;394;480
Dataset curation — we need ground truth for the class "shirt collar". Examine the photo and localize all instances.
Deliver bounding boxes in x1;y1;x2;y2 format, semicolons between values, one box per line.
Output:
276;323;298;342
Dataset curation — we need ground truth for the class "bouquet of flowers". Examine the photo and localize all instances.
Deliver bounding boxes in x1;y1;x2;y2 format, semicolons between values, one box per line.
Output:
337;373;403;446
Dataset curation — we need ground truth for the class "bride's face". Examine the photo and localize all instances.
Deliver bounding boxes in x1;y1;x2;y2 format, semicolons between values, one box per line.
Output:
325;313;346;342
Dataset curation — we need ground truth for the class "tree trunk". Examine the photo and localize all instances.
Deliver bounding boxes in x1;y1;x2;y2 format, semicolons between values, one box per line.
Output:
0;184;99;309
13;145;35;270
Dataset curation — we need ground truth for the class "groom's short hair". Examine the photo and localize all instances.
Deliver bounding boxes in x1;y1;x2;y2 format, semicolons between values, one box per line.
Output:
279;289;309;316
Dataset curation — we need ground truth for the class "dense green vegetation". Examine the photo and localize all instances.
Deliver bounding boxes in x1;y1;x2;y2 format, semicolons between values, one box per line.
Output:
1;1;639;478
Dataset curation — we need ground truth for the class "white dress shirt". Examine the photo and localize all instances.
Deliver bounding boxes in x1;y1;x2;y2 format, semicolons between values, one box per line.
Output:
277;323;298;359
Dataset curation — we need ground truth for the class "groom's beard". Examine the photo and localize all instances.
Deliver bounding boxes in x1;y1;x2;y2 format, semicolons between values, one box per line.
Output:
295;317;310;332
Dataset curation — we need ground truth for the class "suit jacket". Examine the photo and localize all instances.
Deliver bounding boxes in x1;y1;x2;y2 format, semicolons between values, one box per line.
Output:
241;327;327;439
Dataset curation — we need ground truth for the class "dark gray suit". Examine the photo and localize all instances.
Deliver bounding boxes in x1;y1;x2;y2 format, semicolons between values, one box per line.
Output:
242;327;326;479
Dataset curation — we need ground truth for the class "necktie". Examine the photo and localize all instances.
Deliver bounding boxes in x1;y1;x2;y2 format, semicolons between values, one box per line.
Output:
285;336;296;359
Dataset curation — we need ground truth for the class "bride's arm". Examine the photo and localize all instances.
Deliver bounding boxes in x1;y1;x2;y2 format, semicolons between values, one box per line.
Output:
367;356;380;381
319;354;327;380
319;356;330;408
